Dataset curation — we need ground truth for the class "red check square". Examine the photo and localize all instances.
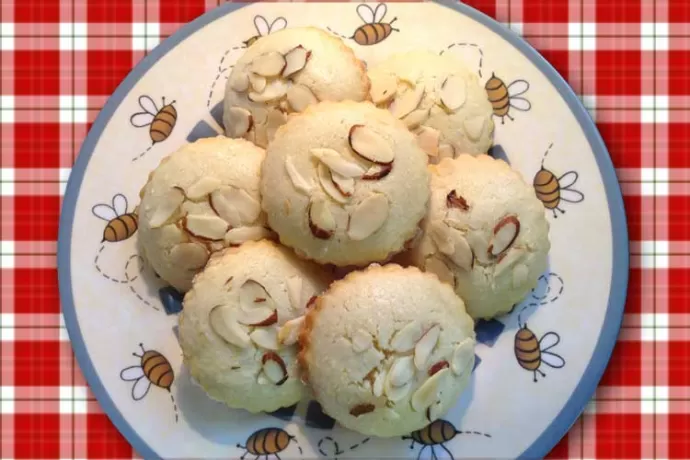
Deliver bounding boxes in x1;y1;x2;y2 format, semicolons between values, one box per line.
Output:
13;195;61;242
13;122;62;169
87;0;133;23
14;0;60;23
522;0;570;23
13;268;61;315
595;413;643;459
14;340;62;387
159;2;208;25
86;414;133;458
600;340;643;387
596;51;642;96
13;413;62;459
14;51;63;96
86;50;134;96
668;123;690;169
598;122;643;169
596;0;642;23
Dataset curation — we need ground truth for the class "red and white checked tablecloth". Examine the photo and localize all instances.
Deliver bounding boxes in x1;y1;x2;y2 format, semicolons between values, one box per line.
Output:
1;0;689;458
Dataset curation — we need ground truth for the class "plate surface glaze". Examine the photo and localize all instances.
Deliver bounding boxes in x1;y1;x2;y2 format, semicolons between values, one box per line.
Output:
58;2;629;458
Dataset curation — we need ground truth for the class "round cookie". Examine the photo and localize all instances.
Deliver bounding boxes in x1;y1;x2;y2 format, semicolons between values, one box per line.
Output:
367;50;494;160
138;136;270;292
223;27;370;148
409;154;550;319
261;101;430;266
179;240;332;413
299;264;476;437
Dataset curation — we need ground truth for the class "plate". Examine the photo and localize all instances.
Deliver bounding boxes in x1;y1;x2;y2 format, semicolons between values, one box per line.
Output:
57;1;629;458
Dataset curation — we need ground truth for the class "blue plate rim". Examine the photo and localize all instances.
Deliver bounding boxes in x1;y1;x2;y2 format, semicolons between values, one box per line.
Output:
57;2;629;459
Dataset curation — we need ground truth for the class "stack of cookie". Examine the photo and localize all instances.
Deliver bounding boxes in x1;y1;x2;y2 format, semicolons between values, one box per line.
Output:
136;27;550;437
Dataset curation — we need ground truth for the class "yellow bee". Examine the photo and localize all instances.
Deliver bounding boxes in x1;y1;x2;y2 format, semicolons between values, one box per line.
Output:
351;3;398;46
404;420;491;460
237;427;301;460
514;323;565;382
130;95;177;144
533;143;585;217
244;15;287;48
92;193;138;243
120;343;174;400
485;73;531;123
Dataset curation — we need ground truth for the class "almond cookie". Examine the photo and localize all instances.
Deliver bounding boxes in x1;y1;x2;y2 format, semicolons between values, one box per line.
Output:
299;264;476;437
409;155;550;319
223;27;370;148
261;101;430;266
179;240;331;413
367;50;494;161
138;136;271;292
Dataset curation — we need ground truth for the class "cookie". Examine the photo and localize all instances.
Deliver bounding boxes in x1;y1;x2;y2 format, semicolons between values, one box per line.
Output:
223;27;370;148
260;101;430;266
409;155;550;319
367;50;494;160
299;264;476;437
179;240;332;413
138;136;270;292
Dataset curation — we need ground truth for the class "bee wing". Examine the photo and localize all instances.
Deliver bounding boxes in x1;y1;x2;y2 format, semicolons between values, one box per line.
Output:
120;365;145;381
507;79;530;97
373;3;388;23
539;331;561;352
111;193;128;215
268;17;287;34
560;188;585;204
253;15;271;36
131;377;153;401
138;95;158;115
557;171;579;189
130;111;155;127
509;96;532;112
541;351;566;369
92;204;118;221
356;4;376;23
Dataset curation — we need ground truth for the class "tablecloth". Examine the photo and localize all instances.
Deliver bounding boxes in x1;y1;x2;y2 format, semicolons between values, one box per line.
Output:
1;0;688;458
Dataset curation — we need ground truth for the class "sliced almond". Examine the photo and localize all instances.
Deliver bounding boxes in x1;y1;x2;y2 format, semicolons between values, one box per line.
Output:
224;226;272;245
266;108;287;141
349;403;375;417
331;170;354;197
169;242;209;270
440;75;467;112
209;189;242;227
494;247;526;277
311;148;365;178
229;70;250;92
286;276;303;310
347;193;389;241
463;116;486;141
446;190;469;211
411;368;449;412
257;372;270;385
282;45;311;78
239;279;274;312
424;256;455;286
186;177;222;200
416;126;440;157
149;187;185;228
278;316;304;346
238;307;277;327
183;215;229;240
489;215;520;257
352;330;372;353
216;186;261;225
248;79;288;103
250;327;279;350
252;106;268;125
248;73;266;93
306;295;318;309
384;378;412;402
361;163;392;181
403;109;430;129
182;199;216;218
226;107;253;138
389;85;425;119
513;263;530;288
451;338;475;377
415;325;441;370
286;84;318;113
285;155;314;195
388;356;415;387
372;368;386;397
262;352;288;385
447;230;474;271
437;143;455;161
390;321;425;352
370;73;398;104
317;163;348;204
250;51;286;77
428;360;450;376
308;197;336;239
429;222;455;255
209;305;250;348
427;400;443;422
464;230;492;265
348;125;395;165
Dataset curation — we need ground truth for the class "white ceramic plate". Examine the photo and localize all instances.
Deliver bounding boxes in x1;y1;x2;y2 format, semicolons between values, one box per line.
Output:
58;2;629;458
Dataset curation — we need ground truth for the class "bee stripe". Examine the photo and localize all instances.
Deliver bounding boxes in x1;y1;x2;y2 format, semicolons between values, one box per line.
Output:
516;334;538;343
156;370;174;390
141;350;162;366
485;78;504;90
161;105;177;117
370;24;380;43
103;226;116;242
145;360;169;380
516;342;540;353
442;421;455;442
420;426;434;445
153;116;174;129
277;430;290;451
374;23;387;41
517;354;542;364
429;422;445;444
538;192;561;205
491;98;511;110
251;430;263;455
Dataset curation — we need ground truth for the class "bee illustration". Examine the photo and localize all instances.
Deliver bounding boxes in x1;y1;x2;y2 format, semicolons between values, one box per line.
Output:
403;420;492;460
92;193;138;243
514;323;565;382
484;73;531;123
244;15;287;48
120;343;174;400
329;3;398;46
130;95;177;144
237;427;301;460
533;143;585;218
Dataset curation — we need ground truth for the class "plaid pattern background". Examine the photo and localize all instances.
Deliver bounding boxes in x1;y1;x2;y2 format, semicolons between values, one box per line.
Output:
1;0;689;458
